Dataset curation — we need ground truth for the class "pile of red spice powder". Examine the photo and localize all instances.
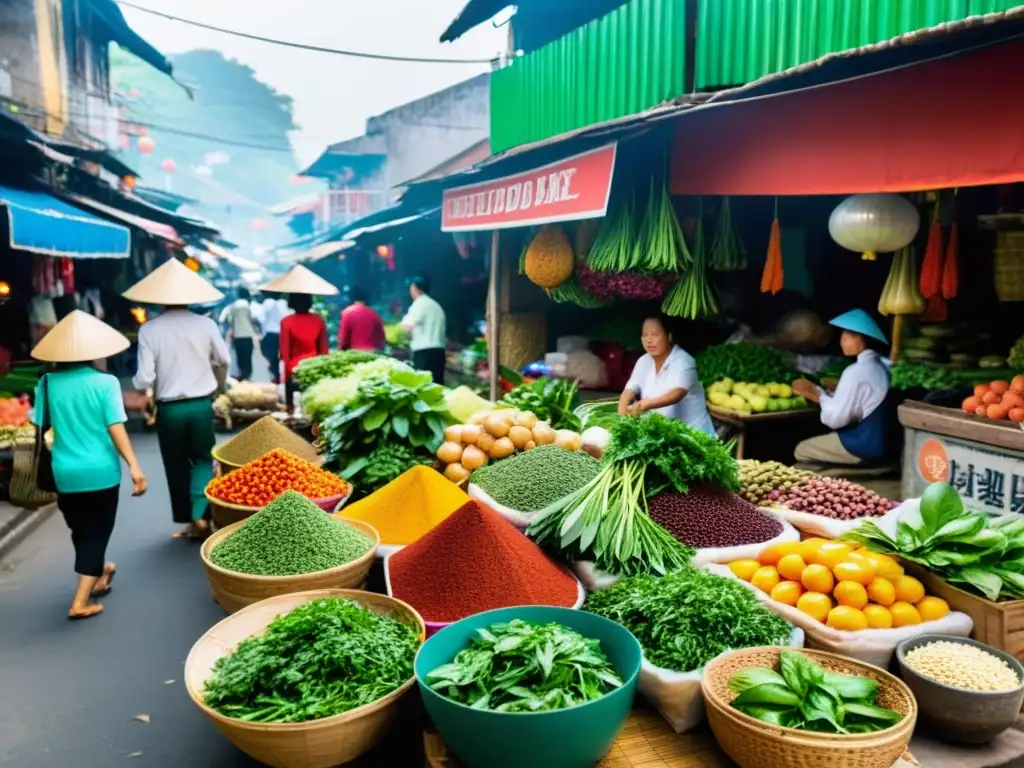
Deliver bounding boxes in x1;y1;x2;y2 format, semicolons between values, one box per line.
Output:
387;500;579;623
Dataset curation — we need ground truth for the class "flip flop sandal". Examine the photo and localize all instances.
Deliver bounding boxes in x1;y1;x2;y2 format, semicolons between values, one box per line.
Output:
91;568;116;598
68;606;103;621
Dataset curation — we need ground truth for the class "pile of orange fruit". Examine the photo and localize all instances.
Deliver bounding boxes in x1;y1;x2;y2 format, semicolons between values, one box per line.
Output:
207;448;350;508
729;538;950;631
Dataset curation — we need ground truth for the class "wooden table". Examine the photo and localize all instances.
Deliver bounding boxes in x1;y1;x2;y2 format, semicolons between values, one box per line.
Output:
708;406;820;460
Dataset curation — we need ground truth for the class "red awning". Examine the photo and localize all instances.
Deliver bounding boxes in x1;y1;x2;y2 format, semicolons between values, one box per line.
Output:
670;39;1024;196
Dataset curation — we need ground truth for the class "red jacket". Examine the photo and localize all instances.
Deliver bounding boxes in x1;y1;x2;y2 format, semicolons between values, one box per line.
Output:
280;312;328;380
338;302;385;352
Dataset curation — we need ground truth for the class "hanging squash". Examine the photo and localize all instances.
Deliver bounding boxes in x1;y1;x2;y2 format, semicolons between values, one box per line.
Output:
878;247;926;316
524;225;574;289
829;194;920;261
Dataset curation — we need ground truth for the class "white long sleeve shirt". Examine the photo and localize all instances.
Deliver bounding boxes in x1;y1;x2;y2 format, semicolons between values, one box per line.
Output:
818;350;890;430
133;309;230;401
625;345;716;436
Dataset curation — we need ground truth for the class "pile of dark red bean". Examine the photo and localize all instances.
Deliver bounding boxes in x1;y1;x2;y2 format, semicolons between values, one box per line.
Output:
649;484;784;548
769;476;896;520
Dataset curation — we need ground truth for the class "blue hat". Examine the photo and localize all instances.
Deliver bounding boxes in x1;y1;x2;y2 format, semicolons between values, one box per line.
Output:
829;309;888;344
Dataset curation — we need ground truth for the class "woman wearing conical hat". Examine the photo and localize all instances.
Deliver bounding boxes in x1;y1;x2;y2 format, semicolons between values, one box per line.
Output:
262;266;338;413
31;311;147;620
123;258;229;539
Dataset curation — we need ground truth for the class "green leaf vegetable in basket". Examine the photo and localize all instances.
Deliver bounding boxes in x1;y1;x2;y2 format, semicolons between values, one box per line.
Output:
500;378;581;432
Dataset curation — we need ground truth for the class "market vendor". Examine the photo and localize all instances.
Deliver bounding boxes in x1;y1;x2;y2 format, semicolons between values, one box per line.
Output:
791;309;892;466
123;259;229;540
618;315;716;436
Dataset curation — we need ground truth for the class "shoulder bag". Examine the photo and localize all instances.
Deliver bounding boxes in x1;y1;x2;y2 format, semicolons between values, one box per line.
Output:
33;374;57;493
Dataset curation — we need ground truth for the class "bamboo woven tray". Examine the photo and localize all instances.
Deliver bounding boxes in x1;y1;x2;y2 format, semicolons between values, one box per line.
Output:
423;703;920;768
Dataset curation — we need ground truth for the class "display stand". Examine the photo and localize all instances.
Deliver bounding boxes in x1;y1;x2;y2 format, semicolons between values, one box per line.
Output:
708;406;819;460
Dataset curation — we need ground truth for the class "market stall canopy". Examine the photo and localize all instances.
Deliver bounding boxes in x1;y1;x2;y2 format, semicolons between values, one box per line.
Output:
347;207;440;240
31;310;130;363
123;257;225;305
262;265;339;295
0;184;130;259
65;194;183;245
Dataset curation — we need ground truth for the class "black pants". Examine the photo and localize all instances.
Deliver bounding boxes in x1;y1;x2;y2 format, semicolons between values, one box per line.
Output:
413;347;446;385
260;333;280;382
233;337;254;380
58;486;119;577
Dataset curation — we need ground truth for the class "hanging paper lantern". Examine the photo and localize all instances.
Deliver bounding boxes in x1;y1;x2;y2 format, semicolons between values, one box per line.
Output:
829;194;920;261
250;218;268;231
137;135;156;154
160;157;177;173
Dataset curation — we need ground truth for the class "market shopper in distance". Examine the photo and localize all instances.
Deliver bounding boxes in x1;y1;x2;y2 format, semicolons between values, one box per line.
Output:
124;259;229;540
219;286;258;381
791;309;892;466
618;315;716;436
256;293;289;383
338;285;385;352
402;274;447;384
30;311;147;620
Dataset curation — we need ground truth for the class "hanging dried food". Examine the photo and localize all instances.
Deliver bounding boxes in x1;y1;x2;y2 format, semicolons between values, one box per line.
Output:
942;222;959;300
710;197;747;271
761;217;784;294
919;218;944;299
523;225;574;289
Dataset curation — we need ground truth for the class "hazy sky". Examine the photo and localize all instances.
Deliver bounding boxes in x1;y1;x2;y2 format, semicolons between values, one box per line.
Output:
121;0;507;166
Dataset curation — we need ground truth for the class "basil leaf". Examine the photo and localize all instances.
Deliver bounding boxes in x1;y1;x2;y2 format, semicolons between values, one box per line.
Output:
919;482;964;537
780;651;823;698
844;702;904;725
822;672;879;703
732;684;803;709
729;668;788;695
801;688;846;734
735;705;802;728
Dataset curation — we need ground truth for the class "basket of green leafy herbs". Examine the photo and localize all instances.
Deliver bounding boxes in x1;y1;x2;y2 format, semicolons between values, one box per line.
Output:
185;590;424;768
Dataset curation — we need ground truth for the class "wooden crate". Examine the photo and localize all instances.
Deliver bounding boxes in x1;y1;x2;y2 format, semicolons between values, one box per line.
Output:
908;564;1024;661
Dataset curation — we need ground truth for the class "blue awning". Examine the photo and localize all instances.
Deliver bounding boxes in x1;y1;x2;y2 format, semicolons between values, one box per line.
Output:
0;185;131;259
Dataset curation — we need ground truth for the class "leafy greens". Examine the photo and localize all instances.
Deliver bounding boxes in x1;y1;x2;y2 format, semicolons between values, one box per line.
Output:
340;441;433;497
293;350;380;391
500;376;581;431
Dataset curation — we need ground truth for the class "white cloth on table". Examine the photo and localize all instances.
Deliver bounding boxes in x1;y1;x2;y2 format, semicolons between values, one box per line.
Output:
625;345;715;436
817;349;890;430
133;309;229;401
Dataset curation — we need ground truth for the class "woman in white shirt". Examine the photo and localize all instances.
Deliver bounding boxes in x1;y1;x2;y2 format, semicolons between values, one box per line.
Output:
618;315;716;436
791;309;892;466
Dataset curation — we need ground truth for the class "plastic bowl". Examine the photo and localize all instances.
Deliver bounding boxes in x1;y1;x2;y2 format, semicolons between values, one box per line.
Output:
415;605;640;768
896;634;1024;744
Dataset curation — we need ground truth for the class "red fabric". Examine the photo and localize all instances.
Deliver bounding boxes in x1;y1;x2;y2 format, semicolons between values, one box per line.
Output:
670;40;1024;196
338;303;385;352
280;312;329;380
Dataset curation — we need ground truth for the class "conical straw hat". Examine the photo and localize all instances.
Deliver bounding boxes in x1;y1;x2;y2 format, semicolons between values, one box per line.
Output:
262;265;339;296
122;258;224;305
32;310;130;363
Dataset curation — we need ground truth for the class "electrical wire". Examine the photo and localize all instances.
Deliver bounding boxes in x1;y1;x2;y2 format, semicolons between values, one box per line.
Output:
116;1;500;65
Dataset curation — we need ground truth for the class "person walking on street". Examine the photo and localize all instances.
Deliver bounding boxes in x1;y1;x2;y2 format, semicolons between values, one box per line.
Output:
263;265;338;412
31;311;147;620
339;285;385;352
257;293;288;383
219;287;258;380
401;274;446;384
124;259;229;540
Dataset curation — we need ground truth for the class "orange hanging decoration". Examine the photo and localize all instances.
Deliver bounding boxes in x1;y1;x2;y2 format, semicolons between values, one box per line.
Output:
761;217;784;294
941;222;959;300
919;219;943;299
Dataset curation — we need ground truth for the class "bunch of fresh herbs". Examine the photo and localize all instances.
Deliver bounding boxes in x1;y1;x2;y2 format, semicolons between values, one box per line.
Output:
843;482;1024;601
729;651;904;734
202;597;419;723
293;350;380;391
341;441;433;497
500;375;581;431
527;414;736;576
426;620;623;713
320;368;454;469
585;568;791;672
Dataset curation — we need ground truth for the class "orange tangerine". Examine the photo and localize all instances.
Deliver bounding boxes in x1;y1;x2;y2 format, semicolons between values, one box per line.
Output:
770;580;805;606
863;604;894;629
796;591;832;622
777;554;807;581
833;580;869;609
866;578;896;607
915;596;950;622
751;566;781;594
890;601;922;627
857;551;904;581
759;542;803;566
799;538;829;562
729;559;761;582
832;560;875;586
814;542;853;569
800;564;835;594
826;605;869;631
894;575;926;604
845;552;878;577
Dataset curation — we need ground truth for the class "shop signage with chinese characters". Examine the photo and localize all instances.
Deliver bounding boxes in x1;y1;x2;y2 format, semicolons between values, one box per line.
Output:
909;431;1024;515
441;144;617;232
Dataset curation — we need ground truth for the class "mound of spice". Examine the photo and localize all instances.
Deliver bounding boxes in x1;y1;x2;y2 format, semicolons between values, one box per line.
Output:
214;416;321;467
388;500;579;623
210;490;373;576
342;465;469;547
207;449;349;508
471;445;600;512
904;640;1021;693
649;484;784;548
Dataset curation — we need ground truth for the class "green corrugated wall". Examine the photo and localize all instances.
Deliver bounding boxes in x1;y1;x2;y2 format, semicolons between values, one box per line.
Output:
695;0;1023;88
490;0;687;153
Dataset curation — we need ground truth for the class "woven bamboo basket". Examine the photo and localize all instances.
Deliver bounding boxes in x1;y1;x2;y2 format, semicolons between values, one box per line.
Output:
701;647;916;768
185;589;425;768
994;248;1024;301
200;518;379;613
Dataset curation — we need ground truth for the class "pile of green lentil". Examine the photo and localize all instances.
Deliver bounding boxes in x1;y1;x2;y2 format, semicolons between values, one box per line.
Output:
470;445;600;512
210;490;373;576
904;640;1021;692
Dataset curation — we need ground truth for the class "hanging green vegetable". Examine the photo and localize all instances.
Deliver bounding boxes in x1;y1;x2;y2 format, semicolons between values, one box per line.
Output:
587;196;637;273
709;197;747;272
631;182;691;274
662;214;719;319
546;272;608;308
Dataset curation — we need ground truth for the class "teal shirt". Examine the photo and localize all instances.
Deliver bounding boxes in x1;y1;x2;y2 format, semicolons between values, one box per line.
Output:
33;367;127;493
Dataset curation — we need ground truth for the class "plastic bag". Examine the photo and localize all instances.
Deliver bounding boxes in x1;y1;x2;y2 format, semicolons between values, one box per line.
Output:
767;498;909;540
640;626;805;733
705;563;974;669
467;483;535;529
